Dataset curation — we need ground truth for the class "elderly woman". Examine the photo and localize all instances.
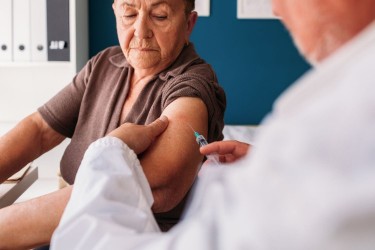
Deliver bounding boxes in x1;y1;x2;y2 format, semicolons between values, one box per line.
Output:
0;0;225;248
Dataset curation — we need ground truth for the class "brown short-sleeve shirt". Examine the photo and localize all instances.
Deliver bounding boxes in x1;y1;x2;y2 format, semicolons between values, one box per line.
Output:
38;44;226;230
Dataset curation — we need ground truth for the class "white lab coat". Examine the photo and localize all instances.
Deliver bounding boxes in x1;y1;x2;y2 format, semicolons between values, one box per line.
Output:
52;21;375;250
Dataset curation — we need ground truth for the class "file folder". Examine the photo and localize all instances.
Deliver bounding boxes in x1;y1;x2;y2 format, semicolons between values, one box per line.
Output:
0;165;38;208
47;0;70;61
30;0;47;62
13;0;31;62
0;0;13;62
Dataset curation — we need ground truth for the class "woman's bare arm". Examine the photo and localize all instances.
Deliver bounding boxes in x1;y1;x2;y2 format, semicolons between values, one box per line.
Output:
0;112;65;183
140;97;209;212
0;186;72;249
0;111;66;249
0;116;171;249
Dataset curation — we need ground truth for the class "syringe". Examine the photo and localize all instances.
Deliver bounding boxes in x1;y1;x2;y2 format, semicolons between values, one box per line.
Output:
194;131;208;147
193;131;221;167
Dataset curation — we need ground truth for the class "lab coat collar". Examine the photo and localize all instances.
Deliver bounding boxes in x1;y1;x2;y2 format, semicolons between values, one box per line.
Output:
273;20;375;115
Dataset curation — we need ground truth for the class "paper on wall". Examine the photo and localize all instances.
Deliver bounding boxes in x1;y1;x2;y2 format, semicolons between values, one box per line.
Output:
195;0;210;17
237;0;277;19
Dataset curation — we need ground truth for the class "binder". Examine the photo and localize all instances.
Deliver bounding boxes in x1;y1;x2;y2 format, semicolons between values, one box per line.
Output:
47;0;70;61
0;0;13;62
30;0;47;62
13;0;31;62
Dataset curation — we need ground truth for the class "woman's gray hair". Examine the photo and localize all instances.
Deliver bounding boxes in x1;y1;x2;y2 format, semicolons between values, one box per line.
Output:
184;0;195;14
113;0;195;15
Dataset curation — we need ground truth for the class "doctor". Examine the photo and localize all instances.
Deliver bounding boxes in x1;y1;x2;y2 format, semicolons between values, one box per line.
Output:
52;0;375;249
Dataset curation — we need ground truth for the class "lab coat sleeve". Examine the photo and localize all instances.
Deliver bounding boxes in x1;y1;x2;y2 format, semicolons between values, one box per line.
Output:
51;136;243;250
51;136;161;250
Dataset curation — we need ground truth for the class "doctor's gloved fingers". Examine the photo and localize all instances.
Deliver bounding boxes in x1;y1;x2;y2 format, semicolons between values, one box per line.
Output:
147;116;169;139
200;140;250;161
130;116;168;154
127;116;169;154
219;154;238;163
217;154;241;163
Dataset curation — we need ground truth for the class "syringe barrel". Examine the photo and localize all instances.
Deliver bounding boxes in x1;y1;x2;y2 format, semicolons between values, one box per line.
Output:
205;154;220;167
196;135;208;147
194;133;221;167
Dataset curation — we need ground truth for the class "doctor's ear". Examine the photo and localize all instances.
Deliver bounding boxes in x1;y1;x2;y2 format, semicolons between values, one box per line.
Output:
112;0;119;12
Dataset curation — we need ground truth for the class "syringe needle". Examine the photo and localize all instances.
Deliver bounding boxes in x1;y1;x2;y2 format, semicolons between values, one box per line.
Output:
194;131;220;167
185;123;220;167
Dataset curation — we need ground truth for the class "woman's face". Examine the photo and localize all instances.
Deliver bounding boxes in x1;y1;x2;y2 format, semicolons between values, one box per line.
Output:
113;0;197;74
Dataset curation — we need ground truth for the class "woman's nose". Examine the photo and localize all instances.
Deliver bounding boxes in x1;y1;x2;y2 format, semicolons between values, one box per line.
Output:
134;13;153;39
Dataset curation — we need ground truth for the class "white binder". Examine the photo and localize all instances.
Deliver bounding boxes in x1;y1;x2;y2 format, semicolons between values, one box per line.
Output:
0;0;13;62
30;0;47;61
13;0;31;62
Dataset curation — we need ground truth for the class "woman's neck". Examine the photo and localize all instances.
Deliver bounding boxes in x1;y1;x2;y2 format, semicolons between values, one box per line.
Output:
130;71;154;88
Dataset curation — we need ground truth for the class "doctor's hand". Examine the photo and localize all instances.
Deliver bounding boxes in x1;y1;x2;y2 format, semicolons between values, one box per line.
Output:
108;116;169;154
200;140;250;163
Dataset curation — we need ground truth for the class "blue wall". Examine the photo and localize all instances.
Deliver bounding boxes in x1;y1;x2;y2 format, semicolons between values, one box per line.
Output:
89;0;310;124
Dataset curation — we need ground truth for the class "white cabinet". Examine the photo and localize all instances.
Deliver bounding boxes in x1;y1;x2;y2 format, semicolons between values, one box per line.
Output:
0;0;88;178
0;0;88;123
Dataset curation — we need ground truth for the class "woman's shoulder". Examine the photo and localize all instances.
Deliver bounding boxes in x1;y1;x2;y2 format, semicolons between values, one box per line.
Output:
183;61;217;81
87;46;125;67
161;59;218;86
166;60;219;89
160;44;217;82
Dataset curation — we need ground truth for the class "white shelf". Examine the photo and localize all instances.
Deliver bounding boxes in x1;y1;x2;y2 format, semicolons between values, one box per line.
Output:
0;0;88;123
0;0;88;181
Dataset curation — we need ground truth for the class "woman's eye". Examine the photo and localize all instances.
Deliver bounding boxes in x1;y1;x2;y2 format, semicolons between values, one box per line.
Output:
153;15;167;20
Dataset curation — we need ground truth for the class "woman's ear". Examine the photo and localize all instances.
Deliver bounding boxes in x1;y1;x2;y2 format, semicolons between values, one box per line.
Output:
186;11;198;37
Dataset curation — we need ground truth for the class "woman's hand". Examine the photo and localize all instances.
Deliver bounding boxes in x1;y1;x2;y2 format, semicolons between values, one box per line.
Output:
200;140;250;163
108;116;169;154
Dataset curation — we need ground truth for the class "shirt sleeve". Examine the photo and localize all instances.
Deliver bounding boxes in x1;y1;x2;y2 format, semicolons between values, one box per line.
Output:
37;57;94;138
161;72;226;143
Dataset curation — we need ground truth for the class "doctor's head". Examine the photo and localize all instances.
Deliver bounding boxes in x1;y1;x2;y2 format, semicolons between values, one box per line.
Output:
112;0;197;74
272;0;375;64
